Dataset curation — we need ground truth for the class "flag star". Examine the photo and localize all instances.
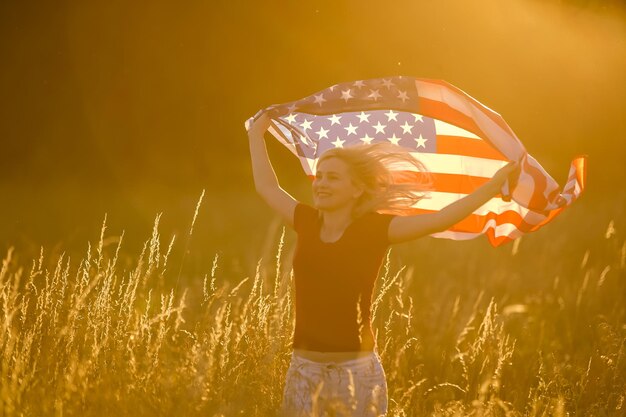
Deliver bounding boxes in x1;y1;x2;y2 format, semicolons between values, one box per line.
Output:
341;89;353;102
385;110;398;121
413;114;424;122
300;119;313;131
397;90;409;102
400;121;414;134
332;137;345;148
415;134;428;148
315;126;329;140
344;123;358;136
329;85;337;92
360;134;374;145
328;114;342;125
287;103;297;113
387;134;401;145
285;113;297;124
373;121;387;134
357;111;371;123
353;80;365;88
368;89;382;101
313;93;326;106
382;78;394;89
299;134;310;145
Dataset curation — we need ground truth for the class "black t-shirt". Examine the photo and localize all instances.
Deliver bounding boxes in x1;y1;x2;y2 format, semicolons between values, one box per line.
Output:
292;203;395;352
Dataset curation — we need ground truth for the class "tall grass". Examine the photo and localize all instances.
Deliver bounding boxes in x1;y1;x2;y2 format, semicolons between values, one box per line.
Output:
0;200;624;416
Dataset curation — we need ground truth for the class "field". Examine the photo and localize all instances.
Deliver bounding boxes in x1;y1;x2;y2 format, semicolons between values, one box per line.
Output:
1;0;624;415
1;193;624;417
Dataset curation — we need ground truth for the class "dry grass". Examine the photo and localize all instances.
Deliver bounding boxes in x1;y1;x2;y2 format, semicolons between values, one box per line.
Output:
1;199;624;416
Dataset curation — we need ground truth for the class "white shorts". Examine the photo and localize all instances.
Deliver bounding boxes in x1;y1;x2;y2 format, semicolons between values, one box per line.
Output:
280;351;388;417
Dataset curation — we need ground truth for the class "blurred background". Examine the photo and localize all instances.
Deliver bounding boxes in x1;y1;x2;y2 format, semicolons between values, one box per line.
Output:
0;0;624;276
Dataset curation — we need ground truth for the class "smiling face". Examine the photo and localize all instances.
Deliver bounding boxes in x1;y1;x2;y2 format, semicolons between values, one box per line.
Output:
312;157;363;212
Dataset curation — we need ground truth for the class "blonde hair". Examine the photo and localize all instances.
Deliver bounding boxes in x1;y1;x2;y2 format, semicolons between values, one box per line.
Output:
317;143;432;218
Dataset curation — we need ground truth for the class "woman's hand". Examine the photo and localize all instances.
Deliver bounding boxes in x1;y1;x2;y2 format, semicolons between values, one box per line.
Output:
247;112;272;140
247;105;292;139
492;160;521;188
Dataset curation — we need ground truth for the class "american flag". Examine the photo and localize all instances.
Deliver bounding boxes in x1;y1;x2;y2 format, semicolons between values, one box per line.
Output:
246;76;586;247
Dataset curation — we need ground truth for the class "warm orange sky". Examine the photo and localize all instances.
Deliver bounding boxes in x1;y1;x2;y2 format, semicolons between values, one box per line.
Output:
0;0;624;251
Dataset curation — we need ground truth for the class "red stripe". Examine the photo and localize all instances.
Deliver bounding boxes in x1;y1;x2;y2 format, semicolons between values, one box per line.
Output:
573;155;587;190
437;135;507;160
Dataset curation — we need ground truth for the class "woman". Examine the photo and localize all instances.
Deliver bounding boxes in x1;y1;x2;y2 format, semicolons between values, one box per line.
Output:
247;112;519;416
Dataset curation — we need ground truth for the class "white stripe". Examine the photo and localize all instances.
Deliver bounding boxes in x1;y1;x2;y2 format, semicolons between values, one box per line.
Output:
433;119;481;139
415;191;532;217
410;153;507;178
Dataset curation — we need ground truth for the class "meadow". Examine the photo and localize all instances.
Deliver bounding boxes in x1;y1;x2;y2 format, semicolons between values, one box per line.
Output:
0;192;624;417
1;0;624;415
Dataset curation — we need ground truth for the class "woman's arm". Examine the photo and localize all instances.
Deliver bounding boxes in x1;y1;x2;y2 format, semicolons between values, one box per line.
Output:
248;112;298;228
387;162;520;243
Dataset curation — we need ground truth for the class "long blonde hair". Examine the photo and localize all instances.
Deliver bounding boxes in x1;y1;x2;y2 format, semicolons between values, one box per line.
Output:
317;143;432;218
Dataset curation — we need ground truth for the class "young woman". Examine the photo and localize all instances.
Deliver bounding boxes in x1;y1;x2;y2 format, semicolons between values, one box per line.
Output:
247;112;519;416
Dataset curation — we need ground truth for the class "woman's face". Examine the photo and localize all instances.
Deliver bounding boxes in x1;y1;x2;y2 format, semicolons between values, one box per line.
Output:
312;157;363;212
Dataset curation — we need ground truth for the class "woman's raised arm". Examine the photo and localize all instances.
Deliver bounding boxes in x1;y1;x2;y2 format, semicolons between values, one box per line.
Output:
387;161;520;243
248;112;298;228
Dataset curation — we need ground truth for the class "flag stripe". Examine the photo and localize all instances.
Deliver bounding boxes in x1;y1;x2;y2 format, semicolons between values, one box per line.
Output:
437;135;507;160
412;153;507;177
392;171;490;195
573;156;587;189
414;192;531;216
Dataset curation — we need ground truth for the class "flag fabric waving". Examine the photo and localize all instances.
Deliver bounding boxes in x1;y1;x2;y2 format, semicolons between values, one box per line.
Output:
246;76;586;247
